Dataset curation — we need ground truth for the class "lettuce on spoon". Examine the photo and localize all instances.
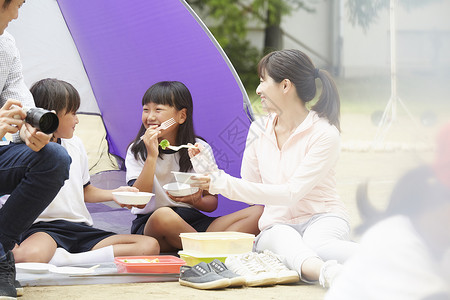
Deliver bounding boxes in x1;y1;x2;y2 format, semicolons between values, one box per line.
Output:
159;139;170;150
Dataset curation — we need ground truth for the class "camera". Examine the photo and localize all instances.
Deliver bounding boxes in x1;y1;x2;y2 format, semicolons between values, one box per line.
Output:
14;106;59;134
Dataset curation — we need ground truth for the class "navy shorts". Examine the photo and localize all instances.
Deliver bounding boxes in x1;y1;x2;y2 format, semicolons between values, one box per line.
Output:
20;220;116;253
131;207;217;235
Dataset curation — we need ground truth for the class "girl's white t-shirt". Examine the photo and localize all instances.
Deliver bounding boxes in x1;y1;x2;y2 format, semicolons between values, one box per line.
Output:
125;138;215;215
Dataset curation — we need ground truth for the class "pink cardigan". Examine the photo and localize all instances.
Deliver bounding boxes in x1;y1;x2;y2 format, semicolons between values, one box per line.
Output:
209;111;349;230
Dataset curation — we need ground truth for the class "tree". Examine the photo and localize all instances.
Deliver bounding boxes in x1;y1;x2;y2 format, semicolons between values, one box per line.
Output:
186;0;315;90
250;0;315;54
347;0;439;31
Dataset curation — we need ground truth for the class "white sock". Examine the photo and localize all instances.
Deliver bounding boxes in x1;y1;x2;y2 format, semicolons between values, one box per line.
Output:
319;260;342;288
49;246;115;266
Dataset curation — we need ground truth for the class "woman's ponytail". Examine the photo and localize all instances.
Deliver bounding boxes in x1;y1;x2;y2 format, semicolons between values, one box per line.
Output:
312;69;341;131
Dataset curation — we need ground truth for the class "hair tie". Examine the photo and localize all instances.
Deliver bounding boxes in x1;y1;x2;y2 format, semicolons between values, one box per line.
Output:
314;68;320;79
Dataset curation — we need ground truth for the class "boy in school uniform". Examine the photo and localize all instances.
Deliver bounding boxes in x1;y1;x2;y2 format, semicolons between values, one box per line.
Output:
12;79;160;266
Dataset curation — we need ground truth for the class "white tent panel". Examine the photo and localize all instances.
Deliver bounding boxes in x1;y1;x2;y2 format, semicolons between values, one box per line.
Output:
7;0;100;114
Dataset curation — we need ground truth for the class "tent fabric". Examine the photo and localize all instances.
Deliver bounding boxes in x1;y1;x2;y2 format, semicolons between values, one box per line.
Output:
7;0;254;216
58;0;252;159
8;0;100;113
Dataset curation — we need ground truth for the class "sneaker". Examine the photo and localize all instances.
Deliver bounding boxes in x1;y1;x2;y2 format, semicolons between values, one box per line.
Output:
14;280;23;297
179;262;230;290
208;259;245;287
0;251;17;299
256;250;299;284
9;246;22;297
319;260;342;288
225;252;278;287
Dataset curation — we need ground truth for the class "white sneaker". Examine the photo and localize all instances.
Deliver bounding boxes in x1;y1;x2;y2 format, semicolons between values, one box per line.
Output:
225;252;278;287
319;260;342;288
256;250;299;284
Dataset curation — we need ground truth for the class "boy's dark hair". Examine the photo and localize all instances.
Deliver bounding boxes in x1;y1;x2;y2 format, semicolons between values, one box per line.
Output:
30;78;80;115
130;81;199;172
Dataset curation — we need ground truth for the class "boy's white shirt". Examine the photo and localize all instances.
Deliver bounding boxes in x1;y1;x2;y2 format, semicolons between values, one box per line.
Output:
34;136;93;225
125;138;217;215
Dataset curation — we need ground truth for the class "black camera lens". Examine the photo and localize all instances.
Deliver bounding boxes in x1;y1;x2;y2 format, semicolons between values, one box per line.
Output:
25;108;59;134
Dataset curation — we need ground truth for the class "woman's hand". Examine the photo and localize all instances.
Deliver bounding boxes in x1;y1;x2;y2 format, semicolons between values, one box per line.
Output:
189;143;219;174
187;143;201;158
189;175;211;192
167;188;203;206
0;99;26;139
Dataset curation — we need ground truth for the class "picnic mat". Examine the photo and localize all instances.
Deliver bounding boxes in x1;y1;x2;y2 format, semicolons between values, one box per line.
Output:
16;263;179;286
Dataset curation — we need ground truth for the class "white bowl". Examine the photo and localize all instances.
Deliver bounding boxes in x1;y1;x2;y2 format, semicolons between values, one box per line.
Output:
112;192;154;205
171;171;200;184
163;182;199;197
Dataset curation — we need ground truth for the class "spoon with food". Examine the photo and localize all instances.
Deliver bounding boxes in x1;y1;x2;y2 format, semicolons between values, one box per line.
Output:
159;139;197;151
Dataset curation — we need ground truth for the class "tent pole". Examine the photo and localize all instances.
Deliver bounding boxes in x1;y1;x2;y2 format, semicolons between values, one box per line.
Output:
373;0;419;149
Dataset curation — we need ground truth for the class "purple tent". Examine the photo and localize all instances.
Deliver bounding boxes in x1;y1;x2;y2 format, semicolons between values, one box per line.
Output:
9;0;254;216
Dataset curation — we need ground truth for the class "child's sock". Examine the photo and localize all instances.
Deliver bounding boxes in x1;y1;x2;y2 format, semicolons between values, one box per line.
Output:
49;246;115;266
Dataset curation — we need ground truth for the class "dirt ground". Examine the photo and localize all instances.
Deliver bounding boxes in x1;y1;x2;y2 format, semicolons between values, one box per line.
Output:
20;112;443;300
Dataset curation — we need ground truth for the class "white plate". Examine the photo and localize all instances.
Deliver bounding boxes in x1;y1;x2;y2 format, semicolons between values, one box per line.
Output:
112;191;154;205
171;171;200;184
15;263;55;274
49;266;96;275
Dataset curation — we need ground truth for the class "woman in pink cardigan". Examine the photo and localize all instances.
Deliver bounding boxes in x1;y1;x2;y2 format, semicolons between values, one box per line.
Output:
189;49;359;287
